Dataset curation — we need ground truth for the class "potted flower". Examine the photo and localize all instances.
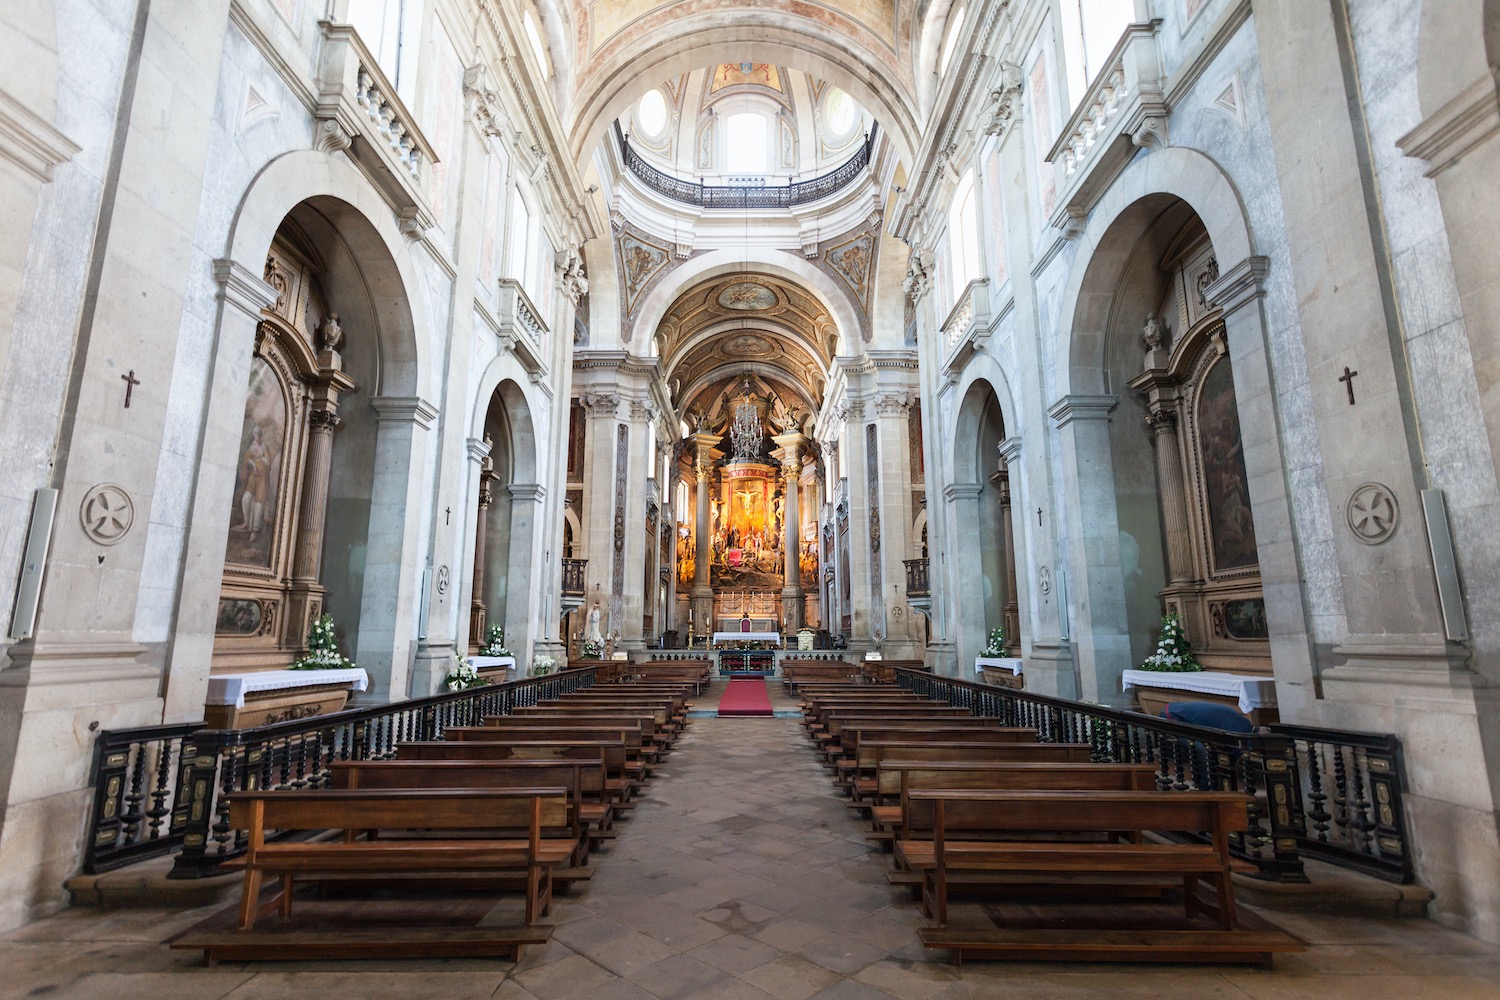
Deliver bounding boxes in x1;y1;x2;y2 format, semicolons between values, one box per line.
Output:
445;650;491;691
480;624;510;657
532;655;556;677
981;625;1009;658
289;613;356;670
1140;613;1201;672
581;638;603;659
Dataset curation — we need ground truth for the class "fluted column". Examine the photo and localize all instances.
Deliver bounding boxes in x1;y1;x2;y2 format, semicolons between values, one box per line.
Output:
995;457;1020;649
690;431;721;634
291;407;339;584
468;453;496;649
773;431;806;633
1148;407;1193;585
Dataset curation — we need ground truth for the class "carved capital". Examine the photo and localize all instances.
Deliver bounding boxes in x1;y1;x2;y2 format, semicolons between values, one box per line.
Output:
1130;114;1169;151
308;407;342;433
980;63;1025;139
314;117;353;154
463;65;511;139
580;392;620;417
554;246;589;303
873;391;913;415
903;247;935;303
1146;407;1178;436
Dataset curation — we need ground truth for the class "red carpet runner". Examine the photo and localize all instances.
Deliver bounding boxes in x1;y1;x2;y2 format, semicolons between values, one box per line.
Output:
717;678;774;717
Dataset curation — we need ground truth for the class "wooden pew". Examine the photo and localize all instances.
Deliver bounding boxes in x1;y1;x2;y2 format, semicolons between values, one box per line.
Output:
514;703;683;742
397;740;637;806
825;720;1023;768
329;759;611;864
852;741;1090;803
782;660;860;691
482;713;668;756
227;787;575;930
443;726;652;789
898;789;1251;929
629;660;712;693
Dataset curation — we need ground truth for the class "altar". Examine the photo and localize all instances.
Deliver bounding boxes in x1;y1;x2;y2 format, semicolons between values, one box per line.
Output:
204;667;369;729
712;630;783;647
1121;668;1279;724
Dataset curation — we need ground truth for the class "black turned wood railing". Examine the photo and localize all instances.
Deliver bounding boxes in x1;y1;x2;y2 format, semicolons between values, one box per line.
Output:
83;666;600;877
903;558;930;597
890;666;1414;884
614;119;879;209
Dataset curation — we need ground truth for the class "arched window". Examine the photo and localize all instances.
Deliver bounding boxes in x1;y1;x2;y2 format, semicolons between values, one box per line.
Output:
939;4;966;77
949;169;980;301
523;8;549;78
507;185;537;300
1064;0;1134;101
726;112;769;174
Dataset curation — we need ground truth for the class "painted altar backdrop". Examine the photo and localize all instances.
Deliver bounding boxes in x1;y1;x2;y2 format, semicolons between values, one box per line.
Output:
711;463;784;591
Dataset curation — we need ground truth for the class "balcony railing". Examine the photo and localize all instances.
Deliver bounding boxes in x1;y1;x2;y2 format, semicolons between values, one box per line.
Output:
904;558;930;598
614;120;878;210
561;558;587;596
940;278;991;377
496;278;548;376
83;666;601;877
889;667;1414;884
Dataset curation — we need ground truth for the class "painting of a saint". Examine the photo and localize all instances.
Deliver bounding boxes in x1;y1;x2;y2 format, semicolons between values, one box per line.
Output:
225;358;286;568
1197;357;1258;571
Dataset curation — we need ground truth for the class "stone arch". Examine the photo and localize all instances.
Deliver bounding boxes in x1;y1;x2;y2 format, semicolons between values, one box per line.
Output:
631;249;866;358
201;150;436;701
568;23;919;170
1056;146;1253;396
225;150;429;401
948;374;1013;644
466;367;544;660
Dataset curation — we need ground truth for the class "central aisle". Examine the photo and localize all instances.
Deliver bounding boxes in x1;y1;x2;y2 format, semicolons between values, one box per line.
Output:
510;699;953;997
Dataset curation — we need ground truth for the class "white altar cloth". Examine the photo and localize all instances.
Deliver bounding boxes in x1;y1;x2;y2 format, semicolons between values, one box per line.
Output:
975;657;1024;676
468;656;517;672
712;631;783;646
206;668;370;708
1120;669;1277;714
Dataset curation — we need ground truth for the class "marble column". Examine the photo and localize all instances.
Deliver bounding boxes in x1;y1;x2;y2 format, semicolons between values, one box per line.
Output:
1147;407;1193;585
994;459;1020;651
690;431;720;635
773;431;806;633
468;452;495;650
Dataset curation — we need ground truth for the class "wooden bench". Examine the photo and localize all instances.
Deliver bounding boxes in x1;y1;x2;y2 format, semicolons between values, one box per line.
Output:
443;726;652;788
897;789;1251;928
329;759;611;864
629;660;712;693
397;740;638;805
227;787;575;930
782;661;860;691
480;714;668;757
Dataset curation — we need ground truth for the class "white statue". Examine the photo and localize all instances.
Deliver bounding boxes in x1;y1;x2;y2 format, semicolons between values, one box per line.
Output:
586;602;604;645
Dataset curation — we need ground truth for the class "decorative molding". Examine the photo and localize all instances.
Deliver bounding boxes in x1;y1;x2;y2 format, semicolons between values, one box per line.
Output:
998;436;1022;465
1048;394;1119;428
466;436;492;463
370;396;439;428
943;482;983;502
903;247;935;303
463;64;511;139
79;484;134;546
979;62;1025;140
1203;255;1271;316
507;482;546;502
0;87;81;182
1346;482;1399;545
1397;74;1500;177
554;246;588;303
580;391;620;417
212;259;281;319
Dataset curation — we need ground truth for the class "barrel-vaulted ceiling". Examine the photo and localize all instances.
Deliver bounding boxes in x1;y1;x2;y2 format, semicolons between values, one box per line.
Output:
658;273;835;415
552;0;925;165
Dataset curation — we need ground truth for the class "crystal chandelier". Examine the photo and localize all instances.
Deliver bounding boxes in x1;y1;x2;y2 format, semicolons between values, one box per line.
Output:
729;376;762;460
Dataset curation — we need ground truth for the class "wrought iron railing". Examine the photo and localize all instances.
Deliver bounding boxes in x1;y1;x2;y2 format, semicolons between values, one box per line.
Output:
904;558;930;597
889;666;1414;883
83;666;600;877
561;558;587;596
614;120;879;209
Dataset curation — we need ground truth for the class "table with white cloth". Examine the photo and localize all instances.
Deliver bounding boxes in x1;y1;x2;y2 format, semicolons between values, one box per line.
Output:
712;631;783;647
469;655;517;679
1121;668;1278;720
975;657;1025;688
204;668;370;729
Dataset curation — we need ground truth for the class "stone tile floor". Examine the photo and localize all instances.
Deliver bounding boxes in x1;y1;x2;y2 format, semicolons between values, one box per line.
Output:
5;680;1500;999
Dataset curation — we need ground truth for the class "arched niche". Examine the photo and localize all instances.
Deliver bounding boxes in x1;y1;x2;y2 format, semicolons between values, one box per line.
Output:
467;378;540;655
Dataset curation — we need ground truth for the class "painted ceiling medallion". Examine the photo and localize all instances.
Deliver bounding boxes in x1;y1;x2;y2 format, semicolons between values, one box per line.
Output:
717;282;777;311
723;334;775;358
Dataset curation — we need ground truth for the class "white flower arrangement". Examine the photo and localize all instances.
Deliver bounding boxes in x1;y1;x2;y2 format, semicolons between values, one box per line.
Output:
288;613;356;671
1140;612;1203;673
981;625;1009;658
444;650;491;691
480;624;510;657
581;638;603;659
532;655;556;676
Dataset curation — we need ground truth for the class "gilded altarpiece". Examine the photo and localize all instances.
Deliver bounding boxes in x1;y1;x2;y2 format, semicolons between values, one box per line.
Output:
1130;235;1268;674
213;235;356;673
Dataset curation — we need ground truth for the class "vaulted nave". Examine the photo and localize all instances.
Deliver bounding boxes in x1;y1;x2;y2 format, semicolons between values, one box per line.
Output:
5;0;1500;991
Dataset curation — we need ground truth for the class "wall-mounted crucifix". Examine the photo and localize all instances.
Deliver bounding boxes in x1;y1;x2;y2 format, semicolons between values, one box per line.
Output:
1339;366;1359;405
444;506;452;525
120;370;139;408
1037;507;1043;526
